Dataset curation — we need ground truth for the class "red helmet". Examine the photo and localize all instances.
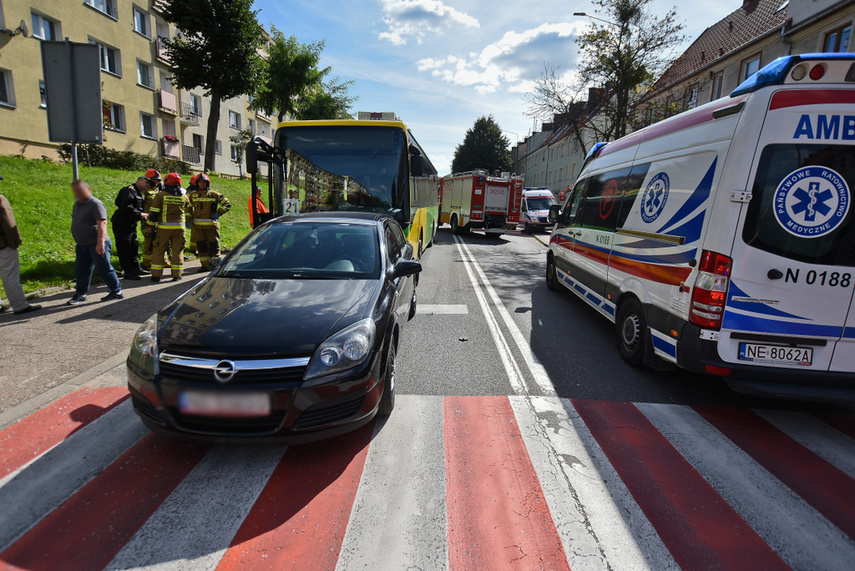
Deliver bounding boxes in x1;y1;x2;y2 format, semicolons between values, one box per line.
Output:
189;174;199;186
196;173;211;187
163;173;182;186
144;169;162;182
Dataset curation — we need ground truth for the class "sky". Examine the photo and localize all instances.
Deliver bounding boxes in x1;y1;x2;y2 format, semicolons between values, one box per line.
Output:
255;0;739;175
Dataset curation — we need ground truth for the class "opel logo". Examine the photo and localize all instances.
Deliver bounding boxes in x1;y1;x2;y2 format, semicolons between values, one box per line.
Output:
213;360;237;383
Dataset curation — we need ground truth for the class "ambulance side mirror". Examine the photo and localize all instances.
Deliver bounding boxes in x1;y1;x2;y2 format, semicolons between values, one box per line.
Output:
548;204;561;223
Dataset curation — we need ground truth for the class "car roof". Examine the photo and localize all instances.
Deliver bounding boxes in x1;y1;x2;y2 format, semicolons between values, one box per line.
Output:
273;211;390;226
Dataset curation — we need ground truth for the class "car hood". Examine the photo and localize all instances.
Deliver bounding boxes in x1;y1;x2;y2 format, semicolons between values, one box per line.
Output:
158;277;378;357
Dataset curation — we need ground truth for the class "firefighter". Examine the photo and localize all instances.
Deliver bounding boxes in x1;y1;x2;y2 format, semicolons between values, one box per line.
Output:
111;172;152;280
147;173;190;282
190;173;231;271
140;169;163;271
185;174;201;255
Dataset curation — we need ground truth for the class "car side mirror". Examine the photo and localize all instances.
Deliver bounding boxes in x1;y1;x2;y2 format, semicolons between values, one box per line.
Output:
391;259;422;279
548;204;561;223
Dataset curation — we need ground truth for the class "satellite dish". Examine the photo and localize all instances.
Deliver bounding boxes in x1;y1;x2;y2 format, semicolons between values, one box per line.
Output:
17;19;29;38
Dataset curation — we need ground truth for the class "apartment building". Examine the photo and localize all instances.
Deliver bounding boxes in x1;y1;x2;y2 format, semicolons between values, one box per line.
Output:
0;0;273;177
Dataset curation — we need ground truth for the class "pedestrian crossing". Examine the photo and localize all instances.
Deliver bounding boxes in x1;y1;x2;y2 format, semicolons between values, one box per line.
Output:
1;387;854;570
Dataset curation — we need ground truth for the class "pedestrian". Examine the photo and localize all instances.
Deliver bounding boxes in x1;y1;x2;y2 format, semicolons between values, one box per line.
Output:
0;190;42;315
66;180;123;306
147;173;191;282
189;173;231;271
185;174;201;255
140;169;167;272
248;186;268;228
111;173;152;280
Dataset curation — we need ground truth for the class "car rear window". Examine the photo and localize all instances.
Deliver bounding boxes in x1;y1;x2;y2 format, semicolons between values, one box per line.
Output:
743;144;855;266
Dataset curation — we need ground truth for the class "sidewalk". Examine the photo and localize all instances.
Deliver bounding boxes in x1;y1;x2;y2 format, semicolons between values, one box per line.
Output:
0;273;208;425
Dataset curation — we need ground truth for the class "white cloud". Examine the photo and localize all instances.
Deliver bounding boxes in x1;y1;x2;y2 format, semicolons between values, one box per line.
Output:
377;0;479;45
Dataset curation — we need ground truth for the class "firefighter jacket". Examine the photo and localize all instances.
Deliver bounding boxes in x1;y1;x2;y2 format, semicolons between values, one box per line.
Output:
142;186;160;216
147;186;191;230
113;183;146;224
190;190;231;227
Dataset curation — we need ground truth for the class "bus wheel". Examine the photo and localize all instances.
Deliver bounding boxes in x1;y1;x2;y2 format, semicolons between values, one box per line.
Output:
546;254;558;291
451;215;460;235
616;298;646;367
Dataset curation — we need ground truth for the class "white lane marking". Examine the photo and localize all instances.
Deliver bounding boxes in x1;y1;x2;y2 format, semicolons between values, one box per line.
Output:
637;402;855;570
755;409;855;480
453;234;528;395
0;400;147;552
509;396;678;571
106;446;284;571
337;395;448;571
417;304;469;315
456;239;556;396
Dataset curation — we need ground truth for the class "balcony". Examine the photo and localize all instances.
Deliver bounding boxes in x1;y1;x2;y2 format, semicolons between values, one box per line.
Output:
161;137;180;159
256;108;272;123
152;0;170;13
159;90;178;115
182;145;201;164
180;102;201;125
156;37;170;63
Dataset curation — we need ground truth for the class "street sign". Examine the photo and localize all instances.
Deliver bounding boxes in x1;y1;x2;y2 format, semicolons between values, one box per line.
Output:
40;41;102;144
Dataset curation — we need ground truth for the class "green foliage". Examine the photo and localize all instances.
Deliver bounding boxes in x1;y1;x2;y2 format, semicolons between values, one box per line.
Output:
57;144;191;175
161;0;267;172
0;156;256;297
298;77;357;120
228;128;254;178
451;116;512;174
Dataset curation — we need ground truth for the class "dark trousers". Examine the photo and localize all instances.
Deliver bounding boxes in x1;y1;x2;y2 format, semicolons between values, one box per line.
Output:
74;240;122;296
112;217;141;275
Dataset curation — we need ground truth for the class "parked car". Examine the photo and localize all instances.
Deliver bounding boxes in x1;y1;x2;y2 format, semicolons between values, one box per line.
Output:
126;212;421;443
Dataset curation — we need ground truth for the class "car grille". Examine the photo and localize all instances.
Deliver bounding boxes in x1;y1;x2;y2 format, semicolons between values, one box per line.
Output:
130;390;166;425
159;358;307;385
293;395;365;431
173;411;287;434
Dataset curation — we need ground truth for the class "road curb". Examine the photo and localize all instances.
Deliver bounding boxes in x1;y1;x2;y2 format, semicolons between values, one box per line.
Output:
532;233;549;248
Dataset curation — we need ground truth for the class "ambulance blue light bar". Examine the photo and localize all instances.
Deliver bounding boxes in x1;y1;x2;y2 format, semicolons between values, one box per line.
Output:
731;53;855;97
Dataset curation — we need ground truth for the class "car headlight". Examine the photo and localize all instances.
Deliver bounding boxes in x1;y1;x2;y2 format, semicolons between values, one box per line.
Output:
304;318;376;380
129;313;160;375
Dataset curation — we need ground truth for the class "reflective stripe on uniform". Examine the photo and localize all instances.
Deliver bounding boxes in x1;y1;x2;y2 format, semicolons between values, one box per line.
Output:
158;223;184;229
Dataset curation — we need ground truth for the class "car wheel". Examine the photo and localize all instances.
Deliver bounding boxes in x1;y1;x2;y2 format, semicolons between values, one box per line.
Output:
408;284;417;321
379;341;396;415
616;298;647;367
546;254;558;291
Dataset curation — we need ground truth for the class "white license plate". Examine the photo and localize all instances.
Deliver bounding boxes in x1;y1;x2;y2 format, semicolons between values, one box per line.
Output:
738;343;813;366
179;391;271;417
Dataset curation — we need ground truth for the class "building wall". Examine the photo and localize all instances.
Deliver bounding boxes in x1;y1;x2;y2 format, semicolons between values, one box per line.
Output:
0;0;271;177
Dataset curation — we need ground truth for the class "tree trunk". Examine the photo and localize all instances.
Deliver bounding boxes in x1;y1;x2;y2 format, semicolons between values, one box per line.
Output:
204;90;223;173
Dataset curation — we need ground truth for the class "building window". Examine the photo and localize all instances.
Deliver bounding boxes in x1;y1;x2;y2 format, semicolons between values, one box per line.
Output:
140;112;156;139
711;72;724;101
104;101;125;131
247;94;255;104
684;84;699;110
85;0;117;18
228;110;241;130
190;94;202;116
230;144;241;161
741;55;761;82
31;12;59;40
824;24;852;53
38;81;46;108
133;7;150;38
91;41;121;76
0;69;14;107
215;140;222;155
247;118;255;134
192;134;203;151
137;61;154;89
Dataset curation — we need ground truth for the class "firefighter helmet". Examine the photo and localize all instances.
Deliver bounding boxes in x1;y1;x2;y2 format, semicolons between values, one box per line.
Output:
196;173;211;188
163;173;182;187
144;169;162;182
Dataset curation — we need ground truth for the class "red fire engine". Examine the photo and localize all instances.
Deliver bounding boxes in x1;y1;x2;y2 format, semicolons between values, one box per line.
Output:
439;171;523;235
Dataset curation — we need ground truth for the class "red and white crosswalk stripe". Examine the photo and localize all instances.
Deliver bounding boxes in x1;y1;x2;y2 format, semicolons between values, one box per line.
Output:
1;387;855;570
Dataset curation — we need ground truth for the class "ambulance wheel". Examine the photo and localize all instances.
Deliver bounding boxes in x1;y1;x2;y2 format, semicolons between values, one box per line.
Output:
546;254;558;291
379;341;396;415
616;298;646;367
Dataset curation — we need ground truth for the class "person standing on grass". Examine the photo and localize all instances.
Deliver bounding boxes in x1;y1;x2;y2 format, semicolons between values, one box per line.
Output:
111;173;152;280
0;189;41;315
66;180;123;306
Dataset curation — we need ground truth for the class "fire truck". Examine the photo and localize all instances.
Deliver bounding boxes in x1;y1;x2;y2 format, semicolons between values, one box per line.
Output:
439;171;523;235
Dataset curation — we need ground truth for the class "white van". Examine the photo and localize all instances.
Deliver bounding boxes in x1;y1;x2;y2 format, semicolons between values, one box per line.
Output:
546;53;855;401
520;188;557;233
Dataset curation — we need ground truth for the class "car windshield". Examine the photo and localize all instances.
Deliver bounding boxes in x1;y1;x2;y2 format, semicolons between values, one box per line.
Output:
219;221;381;279
527;197;556;211
275;126;408;218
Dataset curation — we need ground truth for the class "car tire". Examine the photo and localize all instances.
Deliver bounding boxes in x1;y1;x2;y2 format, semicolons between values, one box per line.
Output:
379;341;396;415
546;254;559;291
616;298;647;367
408;284;417;321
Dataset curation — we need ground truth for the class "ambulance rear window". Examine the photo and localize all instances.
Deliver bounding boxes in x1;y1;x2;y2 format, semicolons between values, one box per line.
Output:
743;144;855;266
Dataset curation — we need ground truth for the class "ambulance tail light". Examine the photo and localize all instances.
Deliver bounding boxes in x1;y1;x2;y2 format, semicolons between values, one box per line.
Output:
689;250;732;330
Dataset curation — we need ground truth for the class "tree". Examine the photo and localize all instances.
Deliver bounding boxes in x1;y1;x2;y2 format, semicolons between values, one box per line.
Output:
451;116;513;174
251;29;327;123
162;0;266;172
229;128;254;179
297;77;357;120
526;0;684;150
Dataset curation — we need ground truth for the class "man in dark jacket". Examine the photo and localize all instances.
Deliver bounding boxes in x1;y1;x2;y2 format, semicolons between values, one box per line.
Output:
0;189;41;315
112;174;152;280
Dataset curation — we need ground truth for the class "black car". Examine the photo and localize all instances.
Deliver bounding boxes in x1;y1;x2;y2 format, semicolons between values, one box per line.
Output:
126;212;421;443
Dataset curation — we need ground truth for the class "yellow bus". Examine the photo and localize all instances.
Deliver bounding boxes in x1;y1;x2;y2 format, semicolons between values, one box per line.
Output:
247;120;440;258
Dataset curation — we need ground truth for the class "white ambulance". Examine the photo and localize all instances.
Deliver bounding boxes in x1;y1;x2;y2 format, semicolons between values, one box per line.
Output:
546;54;855;401
520;188;558;233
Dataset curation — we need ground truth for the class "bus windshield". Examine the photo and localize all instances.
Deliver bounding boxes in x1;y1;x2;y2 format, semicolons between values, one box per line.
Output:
274;125;409;220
